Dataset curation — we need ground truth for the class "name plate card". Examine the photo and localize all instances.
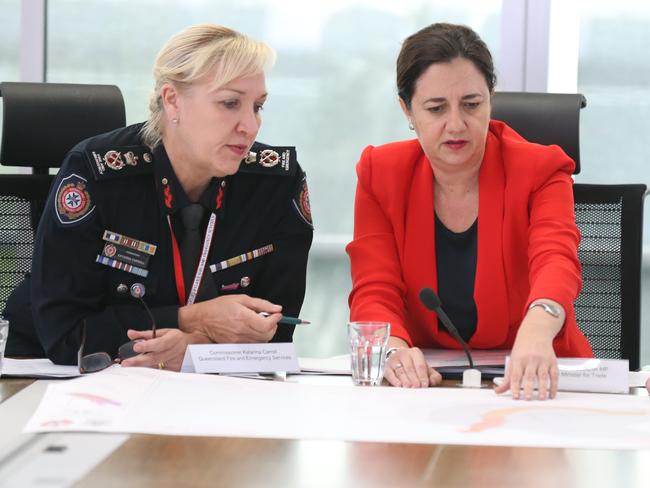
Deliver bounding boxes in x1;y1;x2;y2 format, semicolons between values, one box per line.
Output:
504;357;629;394
181;343;300;374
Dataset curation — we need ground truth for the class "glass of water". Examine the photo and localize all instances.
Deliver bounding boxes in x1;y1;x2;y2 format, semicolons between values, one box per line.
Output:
0;317;9;377
348;321;390;386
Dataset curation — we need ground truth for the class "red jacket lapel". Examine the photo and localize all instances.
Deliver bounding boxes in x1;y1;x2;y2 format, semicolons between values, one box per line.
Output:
471;131;510;347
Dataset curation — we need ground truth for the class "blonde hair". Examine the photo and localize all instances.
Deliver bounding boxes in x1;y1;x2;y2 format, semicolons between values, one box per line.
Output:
140;24;276;148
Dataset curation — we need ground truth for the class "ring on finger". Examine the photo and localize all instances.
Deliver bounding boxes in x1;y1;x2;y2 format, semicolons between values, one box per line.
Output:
158;362;165;370
394;363;403;370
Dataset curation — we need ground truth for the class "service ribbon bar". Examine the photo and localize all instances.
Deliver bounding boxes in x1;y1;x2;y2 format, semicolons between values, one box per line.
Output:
103;230;157;255
96;254;149;278
209;244;274;273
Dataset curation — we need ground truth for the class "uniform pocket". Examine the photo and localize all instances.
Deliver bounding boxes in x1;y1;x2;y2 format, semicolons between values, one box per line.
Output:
209;260;260;295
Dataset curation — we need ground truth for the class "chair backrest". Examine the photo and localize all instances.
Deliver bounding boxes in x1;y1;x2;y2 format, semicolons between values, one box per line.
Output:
0;175;53;314
0;82;125;172
492;91;645;368
0;82;126;314
573;184;646;370
491;91;586;174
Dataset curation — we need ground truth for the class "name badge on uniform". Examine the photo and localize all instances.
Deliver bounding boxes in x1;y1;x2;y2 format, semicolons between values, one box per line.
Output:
95;229;157;278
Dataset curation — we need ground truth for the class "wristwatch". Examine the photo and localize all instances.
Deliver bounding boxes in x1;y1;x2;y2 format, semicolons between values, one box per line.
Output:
385;347;400;360
528;301;561;318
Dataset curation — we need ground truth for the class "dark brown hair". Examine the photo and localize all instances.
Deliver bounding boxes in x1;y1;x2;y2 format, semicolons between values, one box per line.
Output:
396;23;496;109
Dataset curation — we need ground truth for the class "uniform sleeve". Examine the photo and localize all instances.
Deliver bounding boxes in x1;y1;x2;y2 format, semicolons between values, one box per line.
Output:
526;154;582;341
346;146;412;345
31;151;177;365
252;165;313;343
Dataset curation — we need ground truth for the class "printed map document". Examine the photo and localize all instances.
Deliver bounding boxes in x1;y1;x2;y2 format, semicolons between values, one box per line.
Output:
24;367;650;449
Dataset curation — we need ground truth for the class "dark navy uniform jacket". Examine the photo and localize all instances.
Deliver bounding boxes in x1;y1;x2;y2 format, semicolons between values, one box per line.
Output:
4;123;313;364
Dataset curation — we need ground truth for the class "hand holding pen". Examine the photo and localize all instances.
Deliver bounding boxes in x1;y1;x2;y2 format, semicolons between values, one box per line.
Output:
258;312;311;326
179;295;283;344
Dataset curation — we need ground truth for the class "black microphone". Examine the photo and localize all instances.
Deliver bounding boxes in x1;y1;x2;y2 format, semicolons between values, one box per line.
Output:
116;283;157;359
419;287;474;369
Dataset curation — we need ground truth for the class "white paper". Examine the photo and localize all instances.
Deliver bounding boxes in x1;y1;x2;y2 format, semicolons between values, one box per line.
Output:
1;358;81;378
24;367;650;450
298;355;350;374
181;343;299;373
629;370;650;388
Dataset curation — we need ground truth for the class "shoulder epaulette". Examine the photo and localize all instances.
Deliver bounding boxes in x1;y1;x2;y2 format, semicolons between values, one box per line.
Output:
85;145;154;181
237;143;297;176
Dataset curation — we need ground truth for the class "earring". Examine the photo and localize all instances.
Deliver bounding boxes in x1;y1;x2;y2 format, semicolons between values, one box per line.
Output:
171;117;179;124
408;120;414;131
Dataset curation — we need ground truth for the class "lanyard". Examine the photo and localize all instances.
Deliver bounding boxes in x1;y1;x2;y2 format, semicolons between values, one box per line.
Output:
168;212;217;305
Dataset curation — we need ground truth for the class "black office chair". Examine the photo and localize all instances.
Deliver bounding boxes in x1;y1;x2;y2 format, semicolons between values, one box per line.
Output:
0;82;126;315
572;184;645;369
492;91;646;369
491;91;585;174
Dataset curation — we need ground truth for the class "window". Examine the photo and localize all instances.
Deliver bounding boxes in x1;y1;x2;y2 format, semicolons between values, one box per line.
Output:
576;1;650;185
0;0;21;174
0;0;20;82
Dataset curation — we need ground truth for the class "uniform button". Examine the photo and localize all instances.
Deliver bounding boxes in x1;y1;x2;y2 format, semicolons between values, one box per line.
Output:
240;276;251;288
117;283;128;294
221;180;226;188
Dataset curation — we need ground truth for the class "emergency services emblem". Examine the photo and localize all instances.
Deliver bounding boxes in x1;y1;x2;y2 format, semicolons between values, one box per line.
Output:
245;151;256;164
104;150;125;170
86;146;155;180
292;176;313;228
238;145;295;175
130;282;146;298
124;151;139;166
260;149;279;168
103;243;117;257
54;173;95;225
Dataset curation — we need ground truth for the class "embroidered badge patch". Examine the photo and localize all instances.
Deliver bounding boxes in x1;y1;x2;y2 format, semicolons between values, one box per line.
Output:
104;150;125;170
86;146;154;180
292;177;313;228
103;243;117;258
124;151;139;166
238;145;296;176
260;149;280;168
55;173;95;225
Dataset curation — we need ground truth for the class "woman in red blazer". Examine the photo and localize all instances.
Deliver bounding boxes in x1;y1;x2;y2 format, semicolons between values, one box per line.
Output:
347;23;592;400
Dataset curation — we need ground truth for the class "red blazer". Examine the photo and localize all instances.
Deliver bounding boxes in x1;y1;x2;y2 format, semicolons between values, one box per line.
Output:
347;120;593;357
